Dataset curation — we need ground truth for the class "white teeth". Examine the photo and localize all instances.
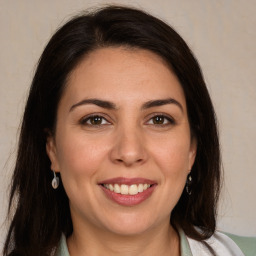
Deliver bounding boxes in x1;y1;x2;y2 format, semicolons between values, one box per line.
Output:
104;183;152;195
114;184;121;193
138;184;144;193
129;184;138;195
120;184;129;195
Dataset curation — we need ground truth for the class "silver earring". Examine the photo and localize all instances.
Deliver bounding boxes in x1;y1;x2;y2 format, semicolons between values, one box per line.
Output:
51;171;59;189
186;174;192;195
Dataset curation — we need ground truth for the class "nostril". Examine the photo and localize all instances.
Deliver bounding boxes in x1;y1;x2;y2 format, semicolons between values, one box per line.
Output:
114;157;144;166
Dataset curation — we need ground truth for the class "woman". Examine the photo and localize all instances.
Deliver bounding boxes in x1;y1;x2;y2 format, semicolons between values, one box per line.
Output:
3;5;255;256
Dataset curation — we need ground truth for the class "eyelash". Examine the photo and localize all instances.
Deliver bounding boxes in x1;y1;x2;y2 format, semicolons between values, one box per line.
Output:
79;114;111;126
146;114;175;126
79;113;175;127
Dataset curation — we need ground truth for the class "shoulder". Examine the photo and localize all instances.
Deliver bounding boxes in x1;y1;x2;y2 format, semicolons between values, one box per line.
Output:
224;232;256;256
187;230;256;256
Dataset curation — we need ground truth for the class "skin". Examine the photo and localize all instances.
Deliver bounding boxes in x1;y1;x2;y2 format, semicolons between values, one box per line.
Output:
47;47;197;256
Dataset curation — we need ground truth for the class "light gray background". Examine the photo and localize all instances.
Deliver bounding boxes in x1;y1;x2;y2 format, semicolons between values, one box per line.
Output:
1;0;255;250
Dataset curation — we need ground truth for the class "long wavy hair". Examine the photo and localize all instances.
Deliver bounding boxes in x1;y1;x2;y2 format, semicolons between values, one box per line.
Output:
4;5;221;256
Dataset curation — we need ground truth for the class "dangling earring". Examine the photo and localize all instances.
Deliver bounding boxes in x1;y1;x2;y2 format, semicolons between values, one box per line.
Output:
51;171;59;189
186;173;192;195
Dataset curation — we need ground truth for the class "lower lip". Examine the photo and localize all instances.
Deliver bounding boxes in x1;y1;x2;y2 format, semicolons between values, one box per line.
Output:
100;185;156;206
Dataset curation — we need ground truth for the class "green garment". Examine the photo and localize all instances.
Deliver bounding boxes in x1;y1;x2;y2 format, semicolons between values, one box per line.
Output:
224;232;256;256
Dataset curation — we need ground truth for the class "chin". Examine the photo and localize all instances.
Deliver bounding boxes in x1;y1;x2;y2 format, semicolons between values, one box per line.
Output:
101;212;160;236
107;224;152;236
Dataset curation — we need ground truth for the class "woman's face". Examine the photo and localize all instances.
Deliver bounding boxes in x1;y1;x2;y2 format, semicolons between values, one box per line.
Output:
47;47;197;236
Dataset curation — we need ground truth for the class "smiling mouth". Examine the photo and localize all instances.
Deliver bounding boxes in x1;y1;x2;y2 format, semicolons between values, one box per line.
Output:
98;177;157;206
101;183;153;195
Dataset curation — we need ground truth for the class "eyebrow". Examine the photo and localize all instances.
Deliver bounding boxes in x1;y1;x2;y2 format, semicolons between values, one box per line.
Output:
141;98;183;112
69;98;183;112
70;99;117;111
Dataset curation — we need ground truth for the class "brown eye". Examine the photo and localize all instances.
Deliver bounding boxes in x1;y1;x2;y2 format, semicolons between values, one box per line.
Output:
152;116;165;124
147;115;175;126
80;115;110;126
89;116;103;125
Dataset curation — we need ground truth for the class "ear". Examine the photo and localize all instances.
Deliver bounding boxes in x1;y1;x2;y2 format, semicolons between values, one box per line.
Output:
46;133;60;173
188;137;197;172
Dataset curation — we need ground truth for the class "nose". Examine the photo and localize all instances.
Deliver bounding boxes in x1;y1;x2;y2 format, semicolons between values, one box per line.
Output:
109;126;148;167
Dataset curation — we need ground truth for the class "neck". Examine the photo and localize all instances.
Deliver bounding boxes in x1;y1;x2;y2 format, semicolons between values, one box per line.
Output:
67;220;180;256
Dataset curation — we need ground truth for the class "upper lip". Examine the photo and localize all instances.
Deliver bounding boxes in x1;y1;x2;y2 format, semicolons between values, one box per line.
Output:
99;177;157;186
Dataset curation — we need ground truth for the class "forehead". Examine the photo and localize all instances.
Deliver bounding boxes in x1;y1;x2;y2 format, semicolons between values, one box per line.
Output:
62;47;186;108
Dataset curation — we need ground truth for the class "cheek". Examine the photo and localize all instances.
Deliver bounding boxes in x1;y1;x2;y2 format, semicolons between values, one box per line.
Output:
55;132;109;178
54;133;110;210
157;142;190;202
152;135;192;176
150;133;191;202
157;146;189;192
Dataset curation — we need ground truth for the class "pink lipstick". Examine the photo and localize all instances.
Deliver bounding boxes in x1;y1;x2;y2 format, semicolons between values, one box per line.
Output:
98;177;157;206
